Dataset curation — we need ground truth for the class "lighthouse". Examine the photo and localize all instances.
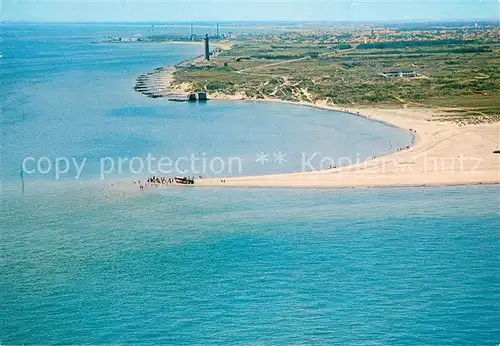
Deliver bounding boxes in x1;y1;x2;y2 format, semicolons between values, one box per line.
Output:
204;33;210;61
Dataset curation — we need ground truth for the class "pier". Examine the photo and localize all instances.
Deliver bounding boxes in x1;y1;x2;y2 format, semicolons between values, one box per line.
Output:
134;67;208;102
134;67;188;100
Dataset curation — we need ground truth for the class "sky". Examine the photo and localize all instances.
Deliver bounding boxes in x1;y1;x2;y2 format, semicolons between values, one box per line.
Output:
2;0;499;22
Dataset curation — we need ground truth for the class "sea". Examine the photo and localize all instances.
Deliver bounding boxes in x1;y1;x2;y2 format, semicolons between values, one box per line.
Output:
1;23;499;344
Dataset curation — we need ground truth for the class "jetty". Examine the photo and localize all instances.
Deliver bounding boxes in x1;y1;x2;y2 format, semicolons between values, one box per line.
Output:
134;67;187;100
134;67;208;102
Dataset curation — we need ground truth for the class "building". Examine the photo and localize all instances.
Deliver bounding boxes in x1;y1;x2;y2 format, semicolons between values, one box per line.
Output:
198;92;208;101
204;33;210;61
380;70;419;78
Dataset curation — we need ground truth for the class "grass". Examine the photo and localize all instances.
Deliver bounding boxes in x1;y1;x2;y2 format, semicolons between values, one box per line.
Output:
173;39;500;123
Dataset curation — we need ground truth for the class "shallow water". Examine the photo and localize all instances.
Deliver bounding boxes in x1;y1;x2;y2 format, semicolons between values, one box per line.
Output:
1;23;411;182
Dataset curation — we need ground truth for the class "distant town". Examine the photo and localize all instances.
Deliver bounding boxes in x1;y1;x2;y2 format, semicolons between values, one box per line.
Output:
100;21;498;44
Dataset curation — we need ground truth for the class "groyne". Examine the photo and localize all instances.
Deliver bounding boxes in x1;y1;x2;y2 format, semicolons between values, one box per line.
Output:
134;67;189;101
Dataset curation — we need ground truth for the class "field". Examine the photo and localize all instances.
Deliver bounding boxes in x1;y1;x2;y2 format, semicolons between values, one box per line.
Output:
173;37;500;124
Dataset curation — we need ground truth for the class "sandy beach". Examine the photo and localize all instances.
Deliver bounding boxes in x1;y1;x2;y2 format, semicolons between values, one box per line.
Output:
134;50;499;190
193;98;500;189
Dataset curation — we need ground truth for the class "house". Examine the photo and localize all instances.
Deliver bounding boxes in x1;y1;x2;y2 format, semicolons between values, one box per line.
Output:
380;70;419;78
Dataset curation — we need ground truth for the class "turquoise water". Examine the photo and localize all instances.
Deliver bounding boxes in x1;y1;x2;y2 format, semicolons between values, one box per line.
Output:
2;184;499;344
2;24;499;344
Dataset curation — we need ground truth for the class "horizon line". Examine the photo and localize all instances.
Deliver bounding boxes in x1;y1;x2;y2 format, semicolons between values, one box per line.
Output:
3;19;499;25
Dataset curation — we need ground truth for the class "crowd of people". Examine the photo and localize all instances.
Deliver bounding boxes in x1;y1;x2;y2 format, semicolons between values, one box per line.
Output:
133;175;203;190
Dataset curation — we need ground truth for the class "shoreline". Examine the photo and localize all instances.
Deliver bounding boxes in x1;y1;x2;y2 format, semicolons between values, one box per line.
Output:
134;51;500;190
162;41;234;50
195;98;499;189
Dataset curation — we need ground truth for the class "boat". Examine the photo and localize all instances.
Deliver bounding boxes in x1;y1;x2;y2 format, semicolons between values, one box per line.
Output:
175;176;194;185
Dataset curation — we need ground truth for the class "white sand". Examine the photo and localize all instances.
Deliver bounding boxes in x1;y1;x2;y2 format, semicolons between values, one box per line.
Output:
194;97;500;189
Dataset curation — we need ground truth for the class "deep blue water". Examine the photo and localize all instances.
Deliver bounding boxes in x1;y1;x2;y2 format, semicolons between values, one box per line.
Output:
2;184;500;344
1;24;499;345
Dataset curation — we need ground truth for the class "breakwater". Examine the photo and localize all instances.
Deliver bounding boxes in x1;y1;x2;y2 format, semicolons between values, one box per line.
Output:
134;67;189;101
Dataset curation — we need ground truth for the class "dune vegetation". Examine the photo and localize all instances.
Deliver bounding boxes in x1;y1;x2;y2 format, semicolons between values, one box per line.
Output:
173;37;500;124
